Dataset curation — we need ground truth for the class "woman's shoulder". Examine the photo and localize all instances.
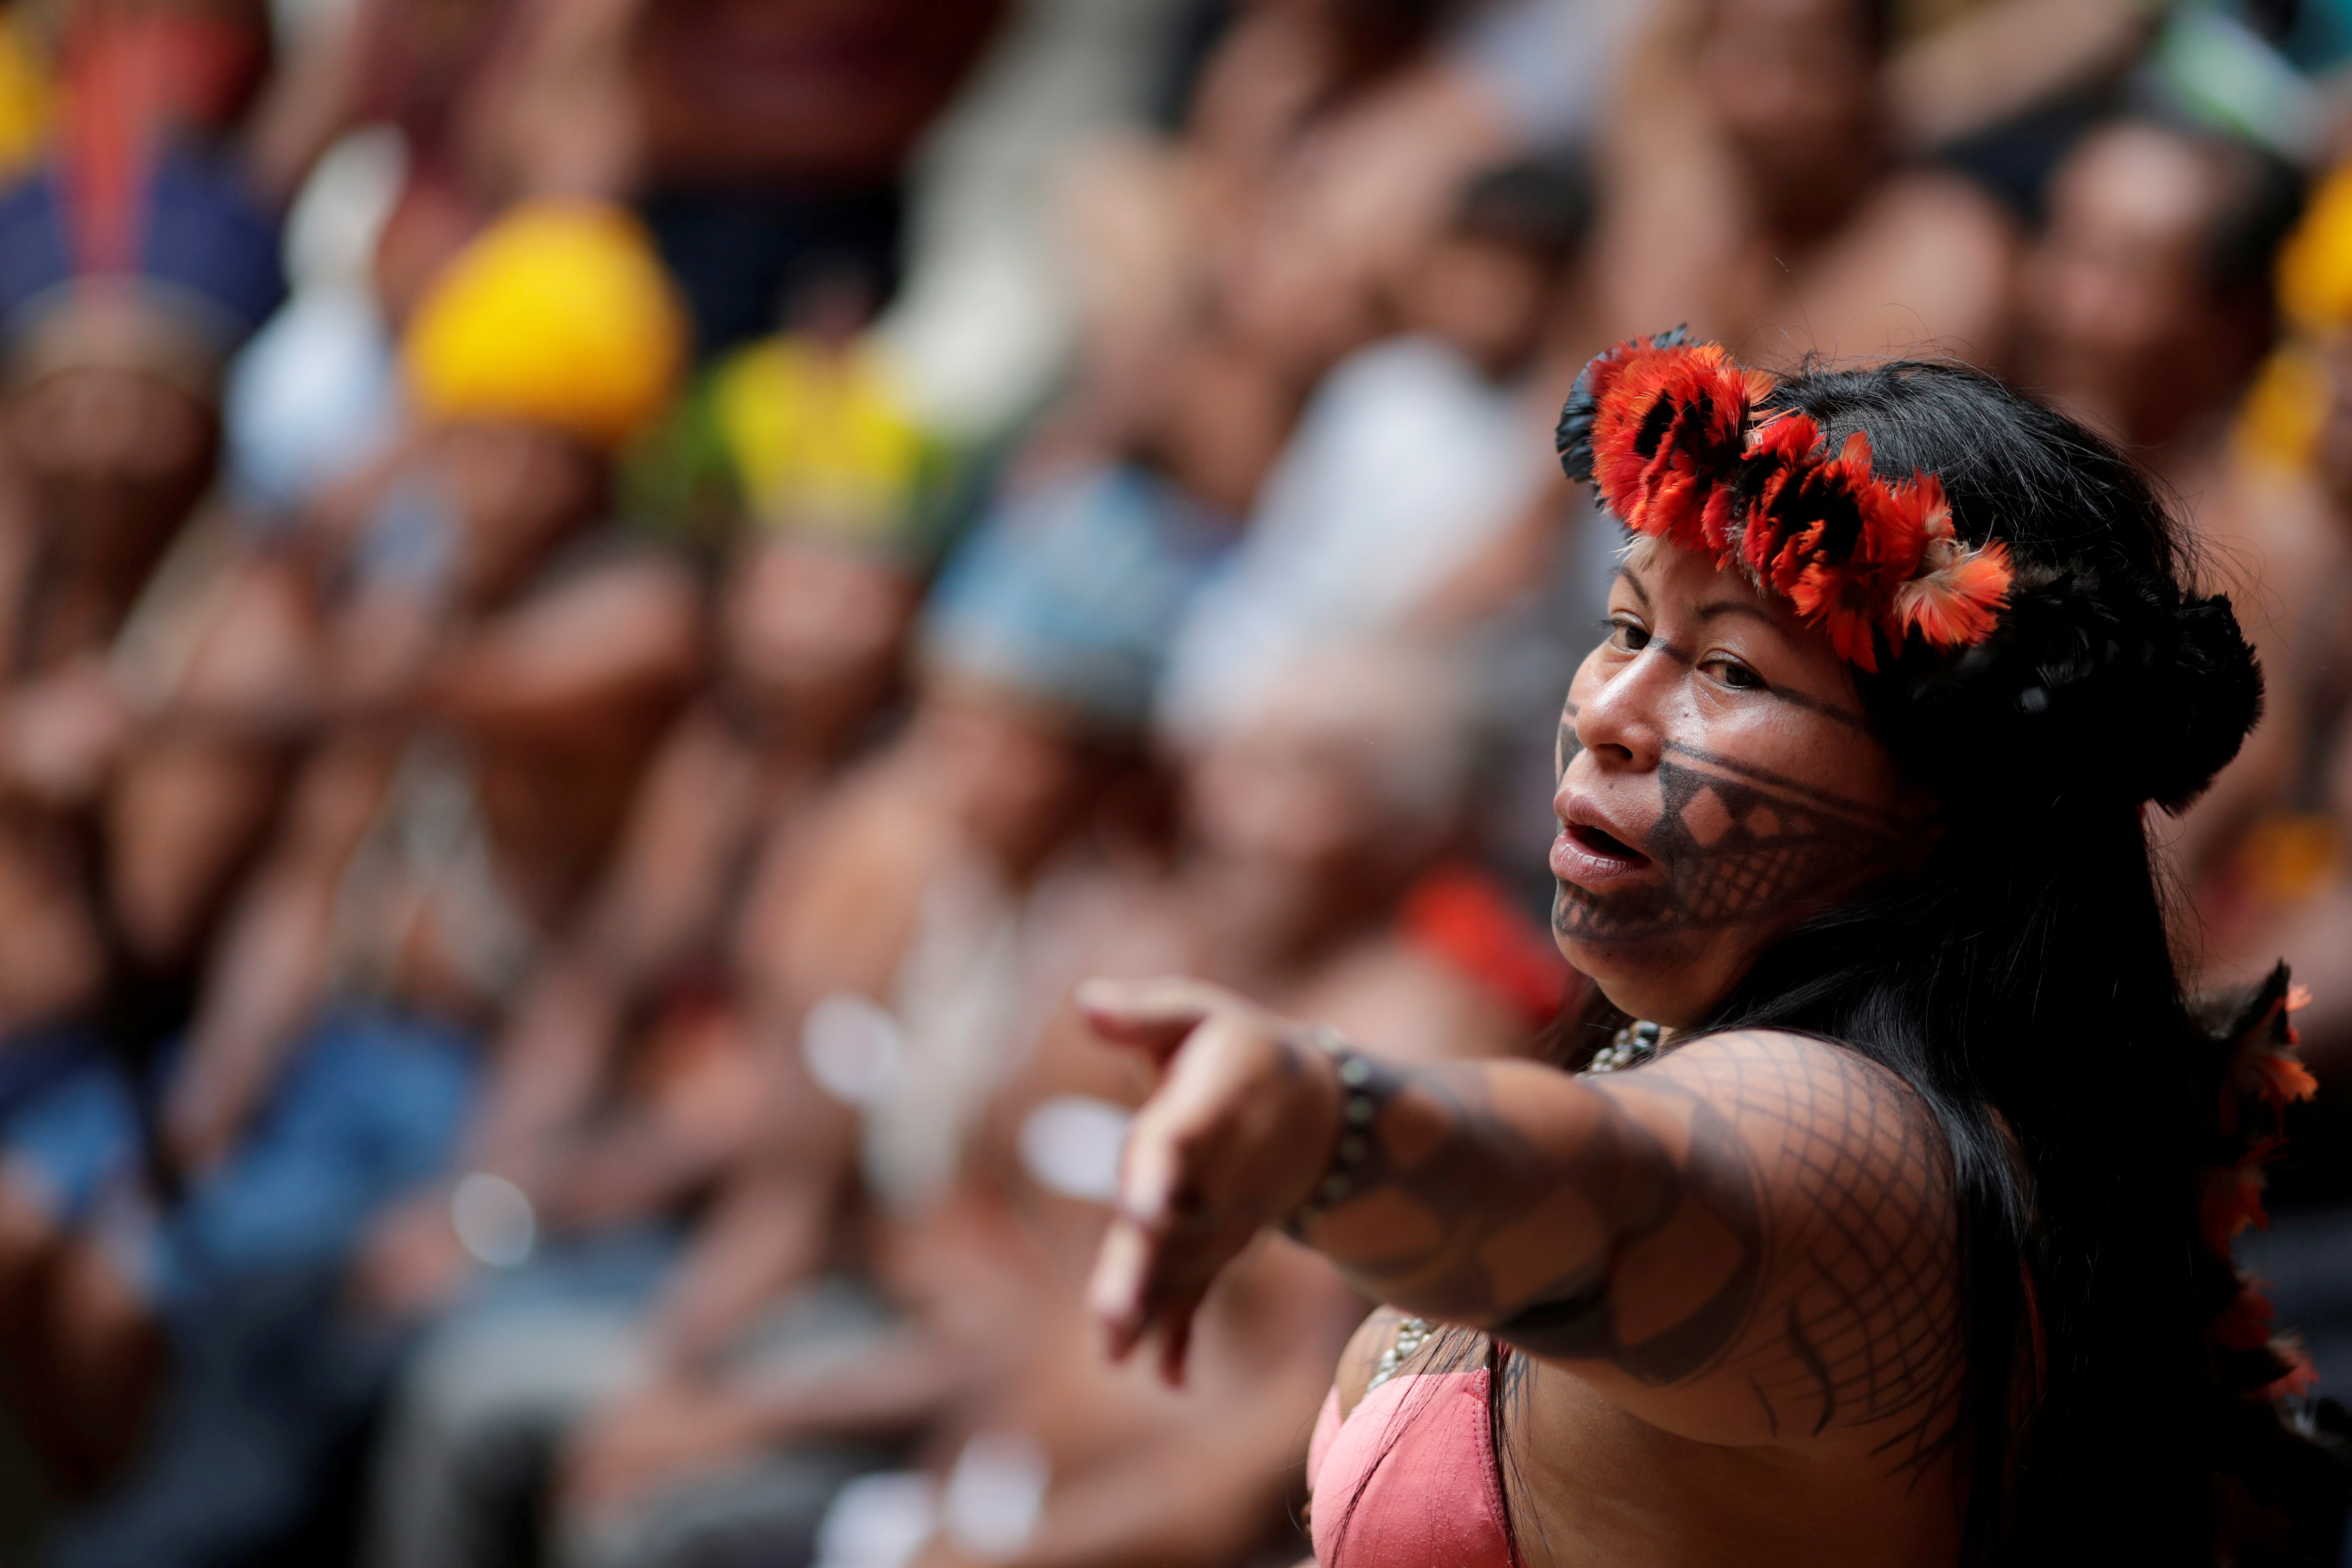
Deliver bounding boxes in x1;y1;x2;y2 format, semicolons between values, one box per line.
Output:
1647;1025;1916;1090
1625;1027;1953;1206
1650;1025;1940;1116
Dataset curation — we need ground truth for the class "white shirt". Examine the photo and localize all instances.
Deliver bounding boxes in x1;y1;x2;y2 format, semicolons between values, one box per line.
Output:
1159;334;1547;741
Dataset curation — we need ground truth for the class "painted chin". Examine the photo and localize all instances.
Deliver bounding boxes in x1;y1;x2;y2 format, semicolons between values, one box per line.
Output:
1548;822;1654;891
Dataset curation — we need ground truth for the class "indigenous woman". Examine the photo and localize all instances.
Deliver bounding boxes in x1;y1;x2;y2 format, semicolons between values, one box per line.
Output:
1078;334;2345;1567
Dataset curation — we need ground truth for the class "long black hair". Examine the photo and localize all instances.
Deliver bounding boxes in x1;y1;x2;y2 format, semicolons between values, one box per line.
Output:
1546;358;2341;1565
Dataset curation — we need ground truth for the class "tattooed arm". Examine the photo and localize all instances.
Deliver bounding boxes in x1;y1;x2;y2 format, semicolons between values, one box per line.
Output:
1081;980;1960;1463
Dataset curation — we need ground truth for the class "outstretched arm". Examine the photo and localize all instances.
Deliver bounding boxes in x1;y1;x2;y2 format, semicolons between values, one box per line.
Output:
1082;979;1961;1465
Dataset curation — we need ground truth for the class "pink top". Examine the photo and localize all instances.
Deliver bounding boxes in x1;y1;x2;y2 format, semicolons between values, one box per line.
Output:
1306;1369;1518;1568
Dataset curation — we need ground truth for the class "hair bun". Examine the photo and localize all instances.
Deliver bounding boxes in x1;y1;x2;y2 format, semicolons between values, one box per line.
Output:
2157;591;2266;808
1888;567;2263;813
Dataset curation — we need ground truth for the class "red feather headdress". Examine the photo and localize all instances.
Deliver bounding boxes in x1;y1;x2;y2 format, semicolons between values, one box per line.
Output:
1557;330;2013;673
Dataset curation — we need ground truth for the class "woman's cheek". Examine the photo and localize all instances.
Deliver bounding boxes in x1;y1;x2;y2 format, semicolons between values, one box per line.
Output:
1708;705;1845;781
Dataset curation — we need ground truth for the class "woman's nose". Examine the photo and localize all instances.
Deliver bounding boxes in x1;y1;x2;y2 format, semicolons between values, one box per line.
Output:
1570;655;1670;772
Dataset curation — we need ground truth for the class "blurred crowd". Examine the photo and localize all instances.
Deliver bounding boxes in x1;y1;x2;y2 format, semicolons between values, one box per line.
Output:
0;0;2351;1563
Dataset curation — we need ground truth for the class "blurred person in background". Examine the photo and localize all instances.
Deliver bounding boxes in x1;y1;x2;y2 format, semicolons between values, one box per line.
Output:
22;200;697;1568
1598;0;2017;363
1157;157;1592;744
1157;643;1563;1055
2017;117;2300;474
364;195;1309;1568
155;202;698;1191
0;132;283;1497
348;290;941;1325
2010;116;2306;902
547;642;1543;1568
367;441;1220;1568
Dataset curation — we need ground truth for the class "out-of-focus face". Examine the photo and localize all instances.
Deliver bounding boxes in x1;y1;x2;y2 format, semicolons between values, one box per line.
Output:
1698;0;1879;202
1217;216;1383;392
433;420;606;604
1407;233;1554;378
7;366;217;580
2021;126;2219;420
915;680;1104;877
720;540;915;727
1553;539;1929;1028
634;0;1009;183
1145;338;1292;520
1187;650;1458;907
1191;701;1396;884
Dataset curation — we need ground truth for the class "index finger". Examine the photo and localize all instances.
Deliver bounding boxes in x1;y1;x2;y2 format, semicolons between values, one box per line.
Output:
1074;976;1235;1062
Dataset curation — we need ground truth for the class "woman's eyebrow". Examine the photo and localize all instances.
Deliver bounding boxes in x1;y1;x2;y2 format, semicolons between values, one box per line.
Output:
1611;567;1654;611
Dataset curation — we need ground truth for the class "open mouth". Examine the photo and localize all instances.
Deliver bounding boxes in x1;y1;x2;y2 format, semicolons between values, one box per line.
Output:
1568;822;1648;865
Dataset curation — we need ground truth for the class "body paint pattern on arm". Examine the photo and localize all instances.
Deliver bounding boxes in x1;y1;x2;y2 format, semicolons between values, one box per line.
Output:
1593;1042;1965;1475
1309;1036;1962;1474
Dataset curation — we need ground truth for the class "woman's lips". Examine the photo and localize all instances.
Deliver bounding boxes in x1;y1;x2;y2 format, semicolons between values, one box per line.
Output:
1550;820;1654;889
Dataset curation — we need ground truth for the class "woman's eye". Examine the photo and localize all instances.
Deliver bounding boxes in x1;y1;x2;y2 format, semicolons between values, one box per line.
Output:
1707;657;1765;691
1607;617;1650;652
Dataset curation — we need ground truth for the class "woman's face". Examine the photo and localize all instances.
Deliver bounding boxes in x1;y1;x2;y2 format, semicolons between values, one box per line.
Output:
1552;538;1930;1027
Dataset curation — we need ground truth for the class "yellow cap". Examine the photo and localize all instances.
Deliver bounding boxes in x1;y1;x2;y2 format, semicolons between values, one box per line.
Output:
712;334;932;538
2279;164;2352;337
403;202;687;449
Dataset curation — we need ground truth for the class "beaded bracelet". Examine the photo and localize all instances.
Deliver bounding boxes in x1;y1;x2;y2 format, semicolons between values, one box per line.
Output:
1283;1026;1393;1236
